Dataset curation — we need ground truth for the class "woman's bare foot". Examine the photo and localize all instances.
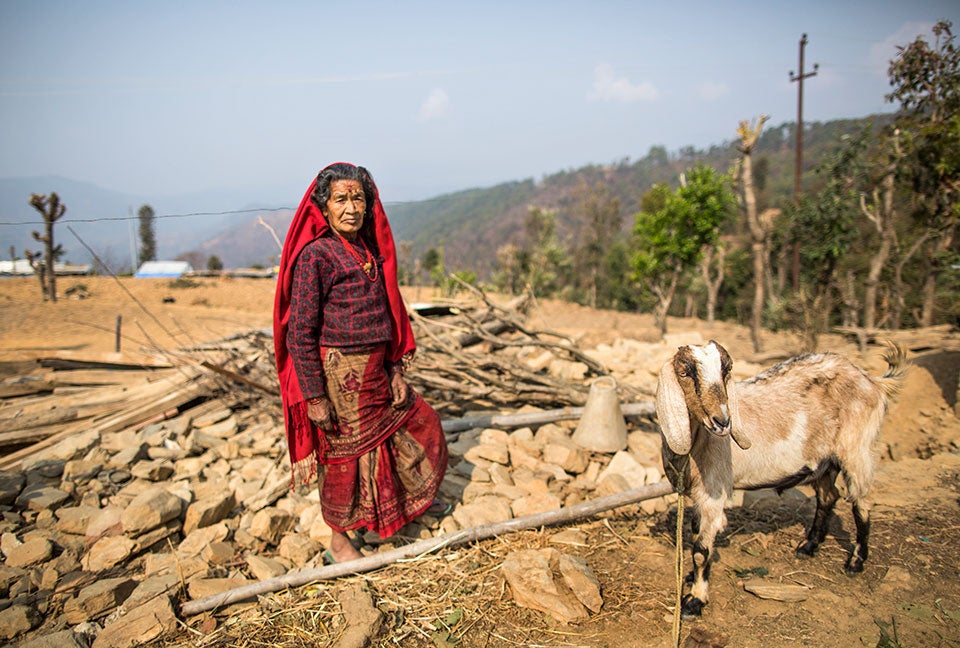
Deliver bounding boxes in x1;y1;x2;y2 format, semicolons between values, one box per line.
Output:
328;530;363;562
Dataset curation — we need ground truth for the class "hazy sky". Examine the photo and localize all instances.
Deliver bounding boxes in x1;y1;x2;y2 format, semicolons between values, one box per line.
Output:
2;1;958;207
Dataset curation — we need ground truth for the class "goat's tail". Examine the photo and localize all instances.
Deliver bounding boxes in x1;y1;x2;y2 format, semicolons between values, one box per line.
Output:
877;341;909;400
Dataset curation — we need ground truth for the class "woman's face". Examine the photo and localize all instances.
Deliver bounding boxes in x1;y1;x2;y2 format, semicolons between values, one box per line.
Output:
324;179;366;239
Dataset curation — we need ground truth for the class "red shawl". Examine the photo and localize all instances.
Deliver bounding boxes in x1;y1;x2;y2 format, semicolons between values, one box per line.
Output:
273;163;415;487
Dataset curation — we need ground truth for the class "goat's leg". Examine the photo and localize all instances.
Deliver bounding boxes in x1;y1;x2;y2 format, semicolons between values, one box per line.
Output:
796;462;840;558
844;500;871;574
683;508;702;585
681;500;724;619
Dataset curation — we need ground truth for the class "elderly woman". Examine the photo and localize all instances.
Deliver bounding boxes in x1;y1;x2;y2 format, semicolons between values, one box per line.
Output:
274;162;449;563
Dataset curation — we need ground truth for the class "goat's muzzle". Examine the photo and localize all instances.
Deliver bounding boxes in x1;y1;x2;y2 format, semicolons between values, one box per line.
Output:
705;405;731;438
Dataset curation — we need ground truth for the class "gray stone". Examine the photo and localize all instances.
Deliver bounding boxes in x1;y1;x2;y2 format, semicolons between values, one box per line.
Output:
5;537;54;567
549;528;589;547
85;506;123;541
198;415;239;438
183;490;236;534
0;470;26;506
452;495;513;529
109;444;147;468
23;457;66;482
627;430;662;465
82;535;137;572
61;459;103;484
542;441;589;474
63;577;137;623
559;554;603;612
192;408;232;428
201;541;235;565
511;493;562;518
92;594;177;648
187;576;251;600
0;604;41;641
597;451;648;490
278;533;318;567
126;574;180;608
55;505;100;535
15;484;70;512
246;554;288;580
249;507;296;545
501;548;588;623
120;486;182;535
130;459;175;481
465;442;510;466
143;552;208;581
17;628;85;648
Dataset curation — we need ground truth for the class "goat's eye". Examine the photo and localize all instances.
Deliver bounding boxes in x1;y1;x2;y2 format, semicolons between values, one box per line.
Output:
677;369;687;378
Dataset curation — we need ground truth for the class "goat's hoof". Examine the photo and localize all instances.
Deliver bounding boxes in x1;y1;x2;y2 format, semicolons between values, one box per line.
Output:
795;541;818;558
844;556;865;575
680;593;705;620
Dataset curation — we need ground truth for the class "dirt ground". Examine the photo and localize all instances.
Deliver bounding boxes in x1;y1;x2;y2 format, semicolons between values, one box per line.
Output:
2;276;959;647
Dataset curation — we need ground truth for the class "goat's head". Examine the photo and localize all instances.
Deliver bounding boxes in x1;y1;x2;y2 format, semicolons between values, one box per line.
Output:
656;340;751;454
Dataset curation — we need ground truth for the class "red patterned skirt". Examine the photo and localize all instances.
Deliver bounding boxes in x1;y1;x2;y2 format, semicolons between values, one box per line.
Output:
288;343;448;539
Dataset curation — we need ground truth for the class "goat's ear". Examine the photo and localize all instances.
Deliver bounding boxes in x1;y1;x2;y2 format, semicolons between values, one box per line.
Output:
656;360;692;455
726;379;751;450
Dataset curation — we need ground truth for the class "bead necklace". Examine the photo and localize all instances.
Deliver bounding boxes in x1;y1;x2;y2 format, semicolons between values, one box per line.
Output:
336;233;378;281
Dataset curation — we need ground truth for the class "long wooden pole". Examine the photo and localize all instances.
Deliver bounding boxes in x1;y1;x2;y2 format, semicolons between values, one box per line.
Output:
180;480;674;617
442;401;655;434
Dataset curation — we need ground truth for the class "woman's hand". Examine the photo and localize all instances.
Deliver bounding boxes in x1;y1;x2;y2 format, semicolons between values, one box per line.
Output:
390;372;409;409
307;396;336;430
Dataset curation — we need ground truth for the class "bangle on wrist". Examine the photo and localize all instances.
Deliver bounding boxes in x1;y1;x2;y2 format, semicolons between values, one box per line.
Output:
307;397;324;405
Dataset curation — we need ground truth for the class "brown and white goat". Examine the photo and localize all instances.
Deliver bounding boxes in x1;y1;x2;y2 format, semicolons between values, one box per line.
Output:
655;340;908;619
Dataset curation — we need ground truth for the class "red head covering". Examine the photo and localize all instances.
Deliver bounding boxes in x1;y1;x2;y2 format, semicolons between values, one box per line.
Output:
273;163;415;484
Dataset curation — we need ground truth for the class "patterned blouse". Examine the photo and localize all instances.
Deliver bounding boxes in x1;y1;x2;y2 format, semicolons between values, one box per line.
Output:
286;233;394;400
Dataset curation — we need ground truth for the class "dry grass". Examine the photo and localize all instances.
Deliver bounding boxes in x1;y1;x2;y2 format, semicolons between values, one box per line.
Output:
148;511;680;648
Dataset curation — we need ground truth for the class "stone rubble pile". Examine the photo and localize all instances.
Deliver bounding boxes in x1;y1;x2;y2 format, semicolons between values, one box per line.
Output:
0;332;711;646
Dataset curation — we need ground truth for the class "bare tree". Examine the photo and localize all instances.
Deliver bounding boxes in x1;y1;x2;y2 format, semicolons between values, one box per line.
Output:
735;115;770;352
28;192;66;302
699;241;727;323
858;130;902;331
24;250;47;301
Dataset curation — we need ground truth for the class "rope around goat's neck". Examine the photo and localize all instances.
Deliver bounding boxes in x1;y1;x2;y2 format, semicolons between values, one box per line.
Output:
672;458;687;648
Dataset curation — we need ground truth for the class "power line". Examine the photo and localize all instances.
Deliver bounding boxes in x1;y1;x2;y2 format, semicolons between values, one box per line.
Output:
0;194;467;227
0;206;294;227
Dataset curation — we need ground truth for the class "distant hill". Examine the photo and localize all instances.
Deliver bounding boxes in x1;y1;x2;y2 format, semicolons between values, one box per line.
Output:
0;176;277;272
1;114;893;275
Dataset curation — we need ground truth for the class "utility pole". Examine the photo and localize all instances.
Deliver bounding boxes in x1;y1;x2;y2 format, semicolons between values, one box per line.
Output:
789;33;818;290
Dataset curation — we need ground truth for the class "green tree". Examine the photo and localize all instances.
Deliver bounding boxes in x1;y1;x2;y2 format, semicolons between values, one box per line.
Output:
574;182;621;308
631;165;735;334
423;247;444;288
886;19;960;326
206;255;224;271
523;207;567;297
138;205;157;263
788;132;867;350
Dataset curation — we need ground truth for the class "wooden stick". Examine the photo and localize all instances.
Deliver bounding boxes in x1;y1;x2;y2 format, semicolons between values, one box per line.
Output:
180;480;674;617
441;401;656;434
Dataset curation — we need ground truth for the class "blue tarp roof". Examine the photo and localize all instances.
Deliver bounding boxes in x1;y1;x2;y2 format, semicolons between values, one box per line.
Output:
134;261;193;278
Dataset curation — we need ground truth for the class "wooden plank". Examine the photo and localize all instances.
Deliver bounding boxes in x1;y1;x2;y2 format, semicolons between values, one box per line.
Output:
0;381;56;399
35;350;173;369
49;368;178;387
0;378;212;470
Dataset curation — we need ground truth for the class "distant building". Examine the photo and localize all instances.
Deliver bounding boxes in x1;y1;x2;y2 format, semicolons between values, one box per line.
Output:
134;261;194;278
0;260;91;276
0;259;34;275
